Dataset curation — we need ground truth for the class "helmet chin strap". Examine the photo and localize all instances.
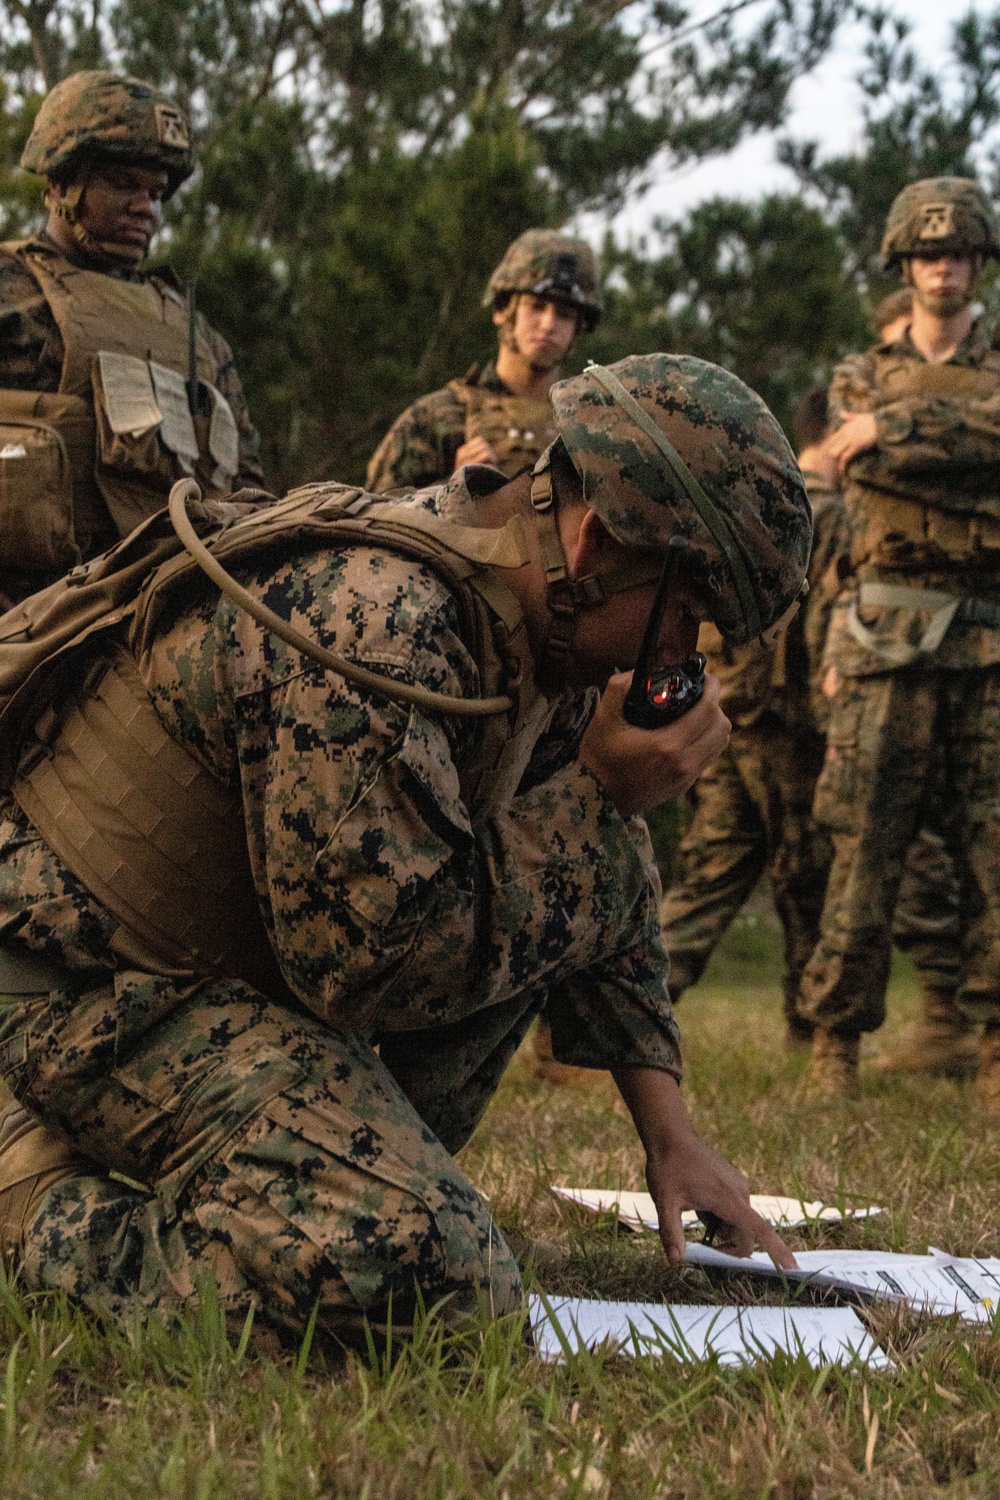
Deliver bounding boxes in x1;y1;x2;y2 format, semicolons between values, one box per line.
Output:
529;445;660;690
45;170;147;267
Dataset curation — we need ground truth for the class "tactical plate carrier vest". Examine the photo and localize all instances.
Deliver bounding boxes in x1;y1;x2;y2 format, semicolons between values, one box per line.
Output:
0;240;240;581
0;484;547;988
449;378;558;478
848;349;1000;574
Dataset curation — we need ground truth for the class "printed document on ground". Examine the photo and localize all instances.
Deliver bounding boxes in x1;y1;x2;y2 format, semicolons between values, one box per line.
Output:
551;1186;883;1230
529;1294;890;1368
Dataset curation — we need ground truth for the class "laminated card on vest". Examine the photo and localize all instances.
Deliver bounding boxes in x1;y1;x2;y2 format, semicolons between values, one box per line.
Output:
150;363;199;469
207;386;239;482
97;352;162;438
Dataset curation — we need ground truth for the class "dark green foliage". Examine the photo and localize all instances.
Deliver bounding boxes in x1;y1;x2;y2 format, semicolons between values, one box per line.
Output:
0;0;846;487
587;195;871;439
779;4;1000;298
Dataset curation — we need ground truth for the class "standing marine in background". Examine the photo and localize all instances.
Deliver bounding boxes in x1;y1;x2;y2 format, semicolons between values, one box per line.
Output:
799;177;1000;1105
365;229;602;494
844;289;972;1079
0;70;263;607
658;388;844;1048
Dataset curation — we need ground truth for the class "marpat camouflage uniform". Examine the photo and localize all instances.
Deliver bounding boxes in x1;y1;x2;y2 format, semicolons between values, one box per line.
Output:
799;319;1000;1033
0;466;679;1344
662;472;964;1019
366;364;543;494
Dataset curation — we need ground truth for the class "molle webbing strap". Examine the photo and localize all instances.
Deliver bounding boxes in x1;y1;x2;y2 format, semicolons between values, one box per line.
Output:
13;646;285;993
584;363;762;639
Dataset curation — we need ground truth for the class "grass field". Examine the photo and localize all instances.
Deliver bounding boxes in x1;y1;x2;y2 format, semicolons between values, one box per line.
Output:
0;906;998;1498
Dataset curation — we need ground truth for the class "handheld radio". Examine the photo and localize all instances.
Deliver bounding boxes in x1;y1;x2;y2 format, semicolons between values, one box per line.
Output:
622;538;706;729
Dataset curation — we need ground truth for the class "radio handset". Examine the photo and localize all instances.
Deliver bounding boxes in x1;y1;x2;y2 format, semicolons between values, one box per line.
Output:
622;538;706;729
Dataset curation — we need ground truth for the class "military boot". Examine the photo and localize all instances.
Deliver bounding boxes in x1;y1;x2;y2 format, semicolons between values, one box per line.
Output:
872;987;980;1078
975;1025;1000;1117
784;1014;815;1053
0;1086;83;1261
805;1028;860;1099
527;1018;600;1088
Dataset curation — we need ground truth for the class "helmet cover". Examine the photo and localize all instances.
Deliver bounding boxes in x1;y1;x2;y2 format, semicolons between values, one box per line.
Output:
21;70;193;198
550;354;812;643
484;229;603;330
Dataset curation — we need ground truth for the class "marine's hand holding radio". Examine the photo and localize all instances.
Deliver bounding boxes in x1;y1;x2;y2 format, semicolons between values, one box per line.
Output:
579;671;730;817
578;537;731;816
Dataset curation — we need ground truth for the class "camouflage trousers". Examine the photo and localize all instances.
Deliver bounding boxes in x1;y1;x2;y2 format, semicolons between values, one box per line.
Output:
0;972;530;1346
799;666;999;1033
659;715;829;1023
660;714;962;1019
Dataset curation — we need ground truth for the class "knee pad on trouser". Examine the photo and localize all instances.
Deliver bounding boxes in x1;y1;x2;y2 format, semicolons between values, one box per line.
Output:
0;1103;85;1261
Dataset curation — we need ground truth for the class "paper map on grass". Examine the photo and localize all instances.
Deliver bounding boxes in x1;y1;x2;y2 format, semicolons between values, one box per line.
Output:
529;1294;890;1369
551;1186;883;1230
683;1243;1000;1323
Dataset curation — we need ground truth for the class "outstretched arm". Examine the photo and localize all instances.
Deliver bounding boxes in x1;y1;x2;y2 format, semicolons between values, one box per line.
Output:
612;1065;798;1269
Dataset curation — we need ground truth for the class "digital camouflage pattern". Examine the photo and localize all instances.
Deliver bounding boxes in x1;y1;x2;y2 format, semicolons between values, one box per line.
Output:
828;322;1000;608
0;466;679;1339
21;71;193;196
551;355;812;643
0;234;263;470
366;364;536;494
662;475;964;1023
799;665;1000;1031
484;229;603;329
802;318;1000;1033
660;714;828;1029
880;177;1000;268
661;477;842;1023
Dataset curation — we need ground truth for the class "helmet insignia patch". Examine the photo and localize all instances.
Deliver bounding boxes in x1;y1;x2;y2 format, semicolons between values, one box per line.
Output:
155;103;190;150
918;203;955;240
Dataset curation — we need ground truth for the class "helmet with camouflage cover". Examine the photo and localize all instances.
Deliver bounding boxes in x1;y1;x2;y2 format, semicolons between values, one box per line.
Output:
881;177;1000;268
21;70;193;198
484;229;603;331
547;354;811;645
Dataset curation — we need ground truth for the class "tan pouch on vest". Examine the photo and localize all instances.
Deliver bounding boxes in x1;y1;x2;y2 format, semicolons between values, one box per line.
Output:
450;382;558;478
0;390;102;571
13;643;285;991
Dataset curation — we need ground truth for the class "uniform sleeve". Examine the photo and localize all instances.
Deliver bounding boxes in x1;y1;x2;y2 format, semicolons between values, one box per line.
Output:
832;345;1000;474
365;389;466;494
871;388;1000;470
544;803;682;1078
198;316;266;488
0;253;62;391
827;351;879;425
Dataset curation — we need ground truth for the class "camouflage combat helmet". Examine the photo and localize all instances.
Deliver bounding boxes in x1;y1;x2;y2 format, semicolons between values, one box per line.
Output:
21;70;193;198
881;178;1000;268
484;229;603;331
548;355;811;644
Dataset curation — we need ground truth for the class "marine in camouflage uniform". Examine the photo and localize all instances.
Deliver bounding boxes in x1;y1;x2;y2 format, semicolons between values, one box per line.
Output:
365;230;601;494
798;178;1000;1105
0;354;809;1343
0;72;263;607
660;391;845;1044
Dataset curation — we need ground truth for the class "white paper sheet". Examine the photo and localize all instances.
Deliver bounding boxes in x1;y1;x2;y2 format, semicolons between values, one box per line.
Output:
682;1243;1000;1323
551;1186;883;1230
529;1294;890;1368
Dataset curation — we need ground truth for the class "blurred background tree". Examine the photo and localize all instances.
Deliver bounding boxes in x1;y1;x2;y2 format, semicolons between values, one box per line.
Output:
0;0;845;485
0;1;999;486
